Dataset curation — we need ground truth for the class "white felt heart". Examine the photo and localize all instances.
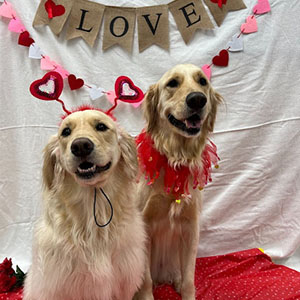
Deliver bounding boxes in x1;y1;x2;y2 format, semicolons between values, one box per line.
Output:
29;43;44;59
89;84;105;101
227;33;243;52
39;79;55;95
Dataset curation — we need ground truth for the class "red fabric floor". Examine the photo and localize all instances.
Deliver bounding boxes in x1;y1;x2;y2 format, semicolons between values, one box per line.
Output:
2;248;300;300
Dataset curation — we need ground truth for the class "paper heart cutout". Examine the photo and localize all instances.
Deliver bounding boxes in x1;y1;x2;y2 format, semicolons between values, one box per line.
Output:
89;85;105;101
40;56;56;70
210;0;227;8
8;17;26;33
30;71;63;101
0;1;16;18
18;31;34;47
253;0;271;15
212;49;229;67
201;65;211;80
115;76;144;103
227;33;243;52
29;43;44;59
45;0;65;19
241;16;258;34
68;74;84;90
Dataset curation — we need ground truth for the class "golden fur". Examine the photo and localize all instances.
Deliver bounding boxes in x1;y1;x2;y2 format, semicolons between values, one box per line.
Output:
135;64;223;300
23;110;146;300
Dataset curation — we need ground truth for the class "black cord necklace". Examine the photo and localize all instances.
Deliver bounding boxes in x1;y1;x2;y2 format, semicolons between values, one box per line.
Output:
93;188;113;228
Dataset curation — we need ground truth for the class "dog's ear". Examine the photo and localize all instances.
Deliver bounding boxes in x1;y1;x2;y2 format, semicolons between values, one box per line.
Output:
143;84;159;133
42;135;60;190
207;89;224;132
118;129;138;180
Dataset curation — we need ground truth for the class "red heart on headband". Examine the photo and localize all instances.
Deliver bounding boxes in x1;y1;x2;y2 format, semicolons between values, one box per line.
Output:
212;49;229;67
30;71;63;100
68;74;84;90
45;0;65;19
210;0;227;8
115;76;144;103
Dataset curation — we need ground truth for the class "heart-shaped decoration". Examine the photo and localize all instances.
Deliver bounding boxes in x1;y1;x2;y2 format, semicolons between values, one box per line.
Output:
89;85;105;101
8;17;26;33
115;76;144;103
241;16;258;34
210;0;227;8
0;1;16;18
68;74;84;90
212;49;229;67
40;55;56;70
227;33;244;52
253;0;271;15
30;71;63;101
29;43;44;59
18;31;35;47
45;0;65;19
201;65;212;80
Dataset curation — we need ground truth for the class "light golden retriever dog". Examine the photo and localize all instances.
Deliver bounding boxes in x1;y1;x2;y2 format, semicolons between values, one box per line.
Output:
23;109;146;300
135;64;223;300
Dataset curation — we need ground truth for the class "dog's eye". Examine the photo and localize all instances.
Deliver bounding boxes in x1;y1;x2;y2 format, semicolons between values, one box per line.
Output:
199;77;207;86
166;79;179;88
61;127;71;137
96;123;109;132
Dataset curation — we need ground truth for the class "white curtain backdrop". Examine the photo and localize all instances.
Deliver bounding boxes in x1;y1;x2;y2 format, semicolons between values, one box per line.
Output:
1;0;300;273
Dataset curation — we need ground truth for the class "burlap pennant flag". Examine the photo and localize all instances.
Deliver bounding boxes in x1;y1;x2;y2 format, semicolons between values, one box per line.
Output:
33;0;74;35
102;6;136;53
137;5;169;52
203;0;246;26
169;0;214;44
65;0;104;47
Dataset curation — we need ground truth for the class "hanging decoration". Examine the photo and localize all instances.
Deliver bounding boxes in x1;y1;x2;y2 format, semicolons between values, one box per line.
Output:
31;0;247;52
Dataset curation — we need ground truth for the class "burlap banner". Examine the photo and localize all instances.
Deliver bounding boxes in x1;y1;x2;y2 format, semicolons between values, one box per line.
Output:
33;0;246;52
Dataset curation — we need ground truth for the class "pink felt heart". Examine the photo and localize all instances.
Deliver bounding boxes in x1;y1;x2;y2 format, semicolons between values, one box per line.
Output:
0;1;16;19
30;71;63;101
253;0;271;15
201;64;212;80
8;17;26;33
40;56;56;70
54;65;69;79
241;16;258;34
115;76;144;103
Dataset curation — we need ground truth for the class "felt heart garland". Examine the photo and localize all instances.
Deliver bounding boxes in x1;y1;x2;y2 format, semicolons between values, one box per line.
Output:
212;49;229;67
18;31;34;47
68;74;84;90
253;0;271;15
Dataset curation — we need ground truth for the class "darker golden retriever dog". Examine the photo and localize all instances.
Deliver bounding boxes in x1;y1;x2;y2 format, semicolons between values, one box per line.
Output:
135;64;223;300
23;108;146;300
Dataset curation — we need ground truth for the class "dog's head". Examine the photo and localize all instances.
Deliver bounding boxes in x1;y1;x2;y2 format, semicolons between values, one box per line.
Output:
43;110;137;190
144;64;223;138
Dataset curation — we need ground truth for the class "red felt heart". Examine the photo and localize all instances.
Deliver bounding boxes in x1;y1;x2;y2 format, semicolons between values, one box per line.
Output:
18;31;34;47
212;49;229;67
30;71;63;101
115;76;144;103
68;74;84;90
211;0;227;8
45;0;65;19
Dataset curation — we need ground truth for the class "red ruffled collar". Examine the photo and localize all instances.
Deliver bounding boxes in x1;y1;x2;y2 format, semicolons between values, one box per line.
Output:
136;131;219;198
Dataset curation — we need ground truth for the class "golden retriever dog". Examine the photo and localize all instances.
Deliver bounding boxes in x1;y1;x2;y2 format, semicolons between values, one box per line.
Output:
135;64;223;300
23;108;146;300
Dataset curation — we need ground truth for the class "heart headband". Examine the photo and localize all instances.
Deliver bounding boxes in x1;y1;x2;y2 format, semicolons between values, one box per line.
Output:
30;71;144;117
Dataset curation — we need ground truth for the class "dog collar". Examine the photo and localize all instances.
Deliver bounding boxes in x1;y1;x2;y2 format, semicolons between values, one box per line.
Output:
136;131;220;199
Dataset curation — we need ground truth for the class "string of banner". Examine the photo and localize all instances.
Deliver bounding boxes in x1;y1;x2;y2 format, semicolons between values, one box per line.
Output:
0;0;271;109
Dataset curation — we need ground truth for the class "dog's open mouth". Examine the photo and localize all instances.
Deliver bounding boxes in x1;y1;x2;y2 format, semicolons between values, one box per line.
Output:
167;113;202;135
75;161;111;180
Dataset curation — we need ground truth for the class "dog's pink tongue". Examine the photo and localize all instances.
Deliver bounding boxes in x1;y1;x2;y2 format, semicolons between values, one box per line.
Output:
185;119;201;129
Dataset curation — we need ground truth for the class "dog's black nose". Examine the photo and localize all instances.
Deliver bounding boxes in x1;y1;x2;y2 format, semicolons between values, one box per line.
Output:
186;92;207;111
71;138;94;157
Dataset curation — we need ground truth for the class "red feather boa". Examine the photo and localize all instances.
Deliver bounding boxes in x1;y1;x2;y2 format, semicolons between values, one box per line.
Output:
136;131;219;198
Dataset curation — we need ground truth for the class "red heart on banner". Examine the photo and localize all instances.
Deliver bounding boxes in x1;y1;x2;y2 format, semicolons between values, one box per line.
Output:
210;0;227;8
212;49;229;67
18;31;34;47
30;71;64;101
115;76;144;103
45;0;65;19
68;74;84;90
